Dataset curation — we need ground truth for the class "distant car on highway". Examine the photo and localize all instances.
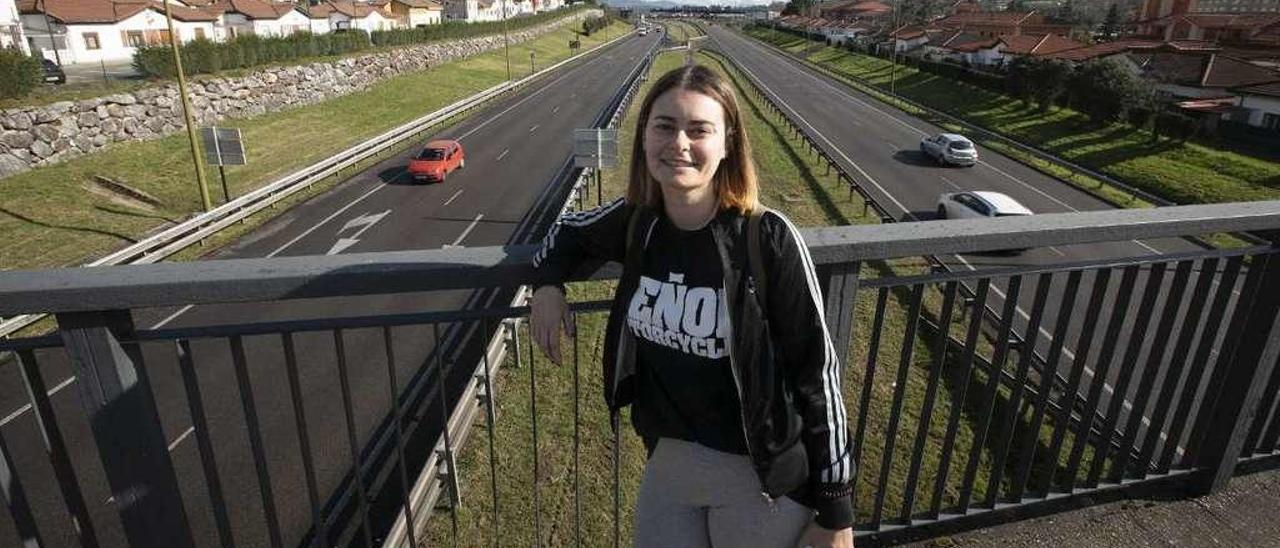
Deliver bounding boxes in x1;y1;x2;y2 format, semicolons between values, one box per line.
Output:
920;133;977;166
408;139;465;183
41;59;66;85
638;27;648;36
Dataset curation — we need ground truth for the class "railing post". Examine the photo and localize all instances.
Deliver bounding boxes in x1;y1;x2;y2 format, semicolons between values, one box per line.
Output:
818;261;861;370
55;310;194;548
1190;243;1280;495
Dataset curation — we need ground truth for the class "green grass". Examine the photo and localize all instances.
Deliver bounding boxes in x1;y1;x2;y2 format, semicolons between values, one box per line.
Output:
0;19;631;272
418;49;1101;546
743;26;1280;209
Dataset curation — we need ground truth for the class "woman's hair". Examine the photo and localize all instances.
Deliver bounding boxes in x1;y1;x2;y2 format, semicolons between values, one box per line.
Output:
625;64;759;213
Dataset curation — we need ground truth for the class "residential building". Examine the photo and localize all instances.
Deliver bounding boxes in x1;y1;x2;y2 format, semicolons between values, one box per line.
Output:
933;7;1073;37
1;0;27;53
818;0;892;21
212;0;311;39
312;0;398;32
1233;80;1280;127
1194;0;1279;13
1139;13;1280;43
18;0;218;64
386;0;443;28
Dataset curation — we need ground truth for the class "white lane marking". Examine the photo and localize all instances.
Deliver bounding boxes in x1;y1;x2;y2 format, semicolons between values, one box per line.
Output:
552;105;561;114
0;376;77;427
454;50;612;141
450;214;484;247
327;209;391;255
529;125;539;133
268;182;390;259
444;188;465;206
168;426;195;452
938;175;962;190
1047;246;1066;257
496;148;510;161
728;31;1167;256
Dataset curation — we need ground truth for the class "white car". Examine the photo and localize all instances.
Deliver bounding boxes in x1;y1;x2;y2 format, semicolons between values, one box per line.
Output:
936;191;1033;220
920;133;978;166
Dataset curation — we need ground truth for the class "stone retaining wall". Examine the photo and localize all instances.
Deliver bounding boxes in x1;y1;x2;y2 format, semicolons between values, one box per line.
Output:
0;9;598;180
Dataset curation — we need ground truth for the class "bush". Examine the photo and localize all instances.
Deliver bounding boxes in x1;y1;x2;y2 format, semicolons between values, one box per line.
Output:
133;5;590;78
0;47;40;99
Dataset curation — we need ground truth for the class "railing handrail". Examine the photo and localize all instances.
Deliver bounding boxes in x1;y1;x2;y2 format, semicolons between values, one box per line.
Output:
2;200;1277;316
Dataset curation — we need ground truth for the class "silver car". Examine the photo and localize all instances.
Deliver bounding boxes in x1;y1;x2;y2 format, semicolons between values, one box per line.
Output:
920;133;978;166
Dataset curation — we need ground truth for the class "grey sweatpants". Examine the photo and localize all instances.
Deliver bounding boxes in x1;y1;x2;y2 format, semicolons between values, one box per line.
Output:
634;438;814;548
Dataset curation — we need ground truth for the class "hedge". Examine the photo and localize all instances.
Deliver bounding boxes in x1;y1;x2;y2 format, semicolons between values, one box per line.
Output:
135;4;593;78
0;47;41;99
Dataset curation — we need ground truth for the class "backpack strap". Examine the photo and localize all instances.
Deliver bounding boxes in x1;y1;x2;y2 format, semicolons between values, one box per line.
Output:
747;206;769;308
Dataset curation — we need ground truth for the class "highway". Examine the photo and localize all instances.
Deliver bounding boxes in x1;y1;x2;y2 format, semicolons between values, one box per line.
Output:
0;32;661;548
706;24;1239;481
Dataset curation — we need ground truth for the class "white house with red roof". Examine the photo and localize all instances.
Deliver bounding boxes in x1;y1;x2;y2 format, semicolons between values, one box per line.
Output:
212;0;311;39
311;0;398;32
18;0;218;64
1;0;27;54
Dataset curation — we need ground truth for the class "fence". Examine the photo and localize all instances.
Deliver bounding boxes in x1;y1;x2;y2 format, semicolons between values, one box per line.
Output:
0;200;1278;547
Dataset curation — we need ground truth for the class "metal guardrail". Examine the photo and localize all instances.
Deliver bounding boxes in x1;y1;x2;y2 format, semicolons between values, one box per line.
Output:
0;22;624;341
379;34;658;548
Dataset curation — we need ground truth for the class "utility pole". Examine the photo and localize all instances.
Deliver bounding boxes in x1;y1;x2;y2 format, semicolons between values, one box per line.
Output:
502;0;512;81
163;0;212;211
37;0;62;66
890;0;900;96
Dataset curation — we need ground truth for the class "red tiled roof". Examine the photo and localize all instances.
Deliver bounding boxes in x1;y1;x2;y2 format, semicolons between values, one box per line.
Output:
1042;39;1161;61
392;0;443;8
1176;96;1238;113
1200;54;1280;87
998;33;1085;55
1233;80;1280;97
323;0;381;17
212;0;297;20
19;0;218;23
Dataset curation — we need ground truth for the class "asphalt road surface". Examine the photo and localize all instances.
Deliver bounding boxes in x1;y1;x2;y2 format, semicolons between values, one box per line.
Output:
0;32;660;548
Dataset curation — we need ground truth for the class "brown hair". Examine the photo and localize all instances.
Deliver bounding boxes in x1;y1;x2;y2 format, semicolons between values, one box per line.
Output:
625;64;759;214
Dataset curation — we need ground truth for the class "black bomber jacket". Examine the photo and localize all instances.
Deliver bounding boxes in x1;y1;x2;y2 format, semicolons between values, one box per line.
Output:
532;198;856;529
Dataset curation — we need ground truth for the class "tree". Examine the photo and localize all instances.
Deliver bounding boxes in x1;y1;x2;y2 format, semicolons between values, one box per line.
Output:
782;0;816;16
0;47;39;100
1029;58;1075;111
1005;56;1036;105
1101;3;1120;40
1005;0;1028;12
1068;57;1154;124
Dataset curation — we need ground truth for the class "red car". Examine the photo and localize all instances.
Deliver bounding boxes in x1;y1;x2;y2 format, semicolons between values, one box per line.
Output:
408;139;465;182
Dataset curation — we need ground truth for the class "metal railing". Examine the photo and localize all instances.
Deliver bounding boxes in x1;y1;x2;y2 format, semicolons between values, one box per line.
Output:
0;201;1278;547
702;41;1137;457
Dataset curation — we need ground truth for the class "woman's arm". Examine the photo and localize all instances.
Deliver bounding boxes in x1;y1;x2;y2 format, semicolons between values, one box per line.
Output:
530;198;631;363
762;212;856;531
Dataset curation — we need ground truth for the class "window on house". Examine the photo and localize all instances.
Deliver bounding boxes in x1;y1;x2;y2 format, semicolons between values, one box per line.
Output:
194;27;206;40
123;30;145;47
1264;113;1280;131
83;32;100;50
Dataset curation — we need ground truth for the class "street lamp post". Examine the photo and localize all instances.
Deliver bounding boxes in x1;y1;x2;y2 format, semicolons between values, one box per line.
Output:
889;0;899;96
162;0;213;211
37;0;62;66
502;0;512;81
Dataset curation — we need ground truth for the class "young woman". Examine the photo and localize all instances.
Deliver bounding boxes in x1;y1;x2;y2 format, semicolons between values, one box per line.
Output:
530;64;855;548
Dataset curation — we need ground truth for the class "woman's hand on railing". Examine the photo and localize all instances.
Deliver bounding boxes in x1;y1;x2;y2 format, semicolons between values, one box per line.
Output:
531;285;574;365
796;524;854;548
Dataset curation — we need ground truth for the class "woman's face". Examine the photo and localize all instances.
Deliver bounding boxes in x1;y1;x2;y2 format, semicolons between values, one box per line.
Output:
643;89;728;198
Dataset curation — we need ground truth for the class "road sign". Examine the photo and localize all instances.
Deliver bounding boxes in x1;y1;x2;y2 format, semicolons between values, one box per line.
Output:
201;127;246;166
573;128;618;169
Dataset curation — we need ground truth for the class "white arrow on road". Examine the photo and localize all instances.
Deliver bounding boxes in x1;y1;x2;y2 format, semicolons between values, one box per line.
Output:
328;209;390;255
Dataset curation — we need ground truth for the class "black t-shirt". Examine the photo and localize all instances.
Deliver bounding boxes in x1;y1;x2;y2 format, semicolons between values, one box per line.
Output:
626;216;748;455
